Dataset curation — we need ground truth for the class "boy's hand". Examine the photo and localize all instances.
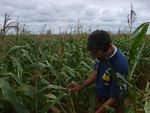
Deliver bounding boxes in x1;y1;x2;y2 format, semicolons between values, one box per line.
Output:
67;81;83;92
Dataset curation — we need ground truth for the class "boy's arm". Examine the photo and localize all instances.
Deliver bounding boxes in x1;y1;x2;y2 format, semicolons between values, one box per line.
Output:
81;71;96;89
95;98;119;113
68;71;96;92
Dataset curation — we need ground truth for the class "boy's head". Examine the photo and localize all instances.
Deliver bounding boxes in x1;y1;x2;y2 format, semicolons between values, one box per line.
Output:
87;30;112;59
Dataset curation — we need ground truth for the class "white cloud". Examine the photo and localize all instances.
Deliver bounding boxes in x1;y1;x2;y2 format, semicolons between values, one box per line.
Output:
0;0;150;33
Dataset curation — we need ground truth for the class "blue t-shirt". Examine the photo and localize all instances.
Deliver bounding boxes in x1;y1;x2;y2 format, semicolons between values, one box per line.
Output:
95;47;128;100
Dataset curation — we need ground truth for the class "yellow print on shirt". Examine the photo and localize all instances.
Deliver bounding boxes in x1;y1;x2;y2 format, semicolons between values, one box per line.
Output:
102;73;110;81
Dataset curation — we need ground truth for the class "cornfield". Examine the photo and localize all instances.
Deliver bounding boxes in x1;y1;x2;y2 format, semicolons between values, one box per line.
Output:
0;22;150;113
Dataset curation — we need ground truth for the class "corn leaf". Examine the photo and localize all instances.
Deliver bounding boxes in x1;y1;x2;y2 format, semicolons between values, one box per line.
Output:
0;79;29;113
129;22;149;61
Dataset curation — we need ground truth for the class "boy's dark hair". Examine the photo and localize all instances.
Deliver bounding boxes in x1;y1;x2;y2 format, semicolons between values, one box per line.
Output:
87;30;112;53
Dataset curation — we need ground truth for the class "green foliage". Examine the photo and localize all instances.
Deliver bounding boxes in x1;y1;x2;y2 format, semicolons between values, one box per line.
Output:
0;23;149;113
0;79;29;113
129;22;149;79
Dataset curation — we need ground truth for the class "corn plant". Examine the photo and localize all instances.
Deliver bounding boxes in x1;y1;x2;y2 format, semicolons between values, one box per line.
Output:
0;23;149;113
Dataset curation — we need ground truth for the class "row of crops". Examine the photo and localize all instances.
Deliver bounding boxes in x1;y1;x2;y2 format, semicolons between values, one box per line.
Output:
0;22;150;113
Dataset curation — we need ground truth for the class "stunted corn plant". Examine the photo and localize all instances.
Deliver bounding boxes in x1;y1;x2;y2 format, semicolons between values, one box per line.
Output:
127;3;136;34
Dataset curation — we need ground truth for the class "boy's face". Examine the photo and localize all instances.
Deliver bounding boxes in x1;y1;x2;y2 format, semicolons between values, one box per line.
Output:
91;50;107;60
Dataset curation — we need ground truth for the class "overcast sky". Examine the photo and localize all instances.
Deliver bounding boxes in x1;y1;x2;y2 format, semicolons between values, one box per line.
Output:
0;0;150;34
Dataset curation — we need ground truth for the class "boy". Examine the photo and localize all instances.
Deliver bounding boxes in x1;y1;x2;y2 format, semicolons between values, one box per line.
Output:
68;30;128;113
